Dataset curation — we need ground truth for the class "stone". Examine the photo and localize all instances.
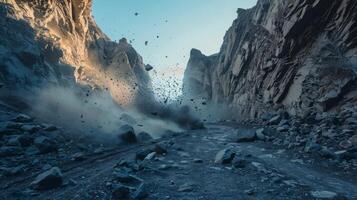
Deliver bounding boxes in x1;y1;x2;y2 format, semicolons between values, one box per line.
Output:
112;184;131;199
178;183;194;192
256;128;267;140
304;141;321;153
7;135;33;147
144;152;156;161
235;130;256;142
215;148;235;164
113;170;143;185
0;146;22;157
232;156;247;168
136;149;154;161
193;159;203;163
118;125;137;143
137;132;153;142
268;115;281;125
144;64;154;72
154;143;167;155
310;191;338;199
34;136;58;154
13;114;33;123
31;167;63;190
132;183;148;199
21;124;41;133
277;125;289;132
349;135;357;147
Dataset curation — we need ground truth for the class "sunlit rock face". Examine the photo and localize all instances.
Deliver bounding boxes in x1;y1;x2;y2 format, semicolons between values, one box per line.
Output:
0;0;152;107
184;0;357;119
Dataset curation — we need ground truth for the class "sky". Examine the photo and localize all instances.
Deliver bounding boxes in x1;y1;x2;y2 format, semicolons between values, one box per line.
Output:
92;0;257;99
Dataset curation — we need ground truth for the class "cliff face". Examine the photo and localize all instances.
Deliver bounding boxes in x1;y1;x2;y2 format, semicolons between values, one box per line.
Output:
0;0;151;106
184;0;357;119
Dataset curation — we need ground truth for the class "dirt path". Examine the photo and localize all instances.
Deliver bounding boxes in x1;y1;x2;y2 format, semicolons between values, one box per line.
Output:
2;124;357;200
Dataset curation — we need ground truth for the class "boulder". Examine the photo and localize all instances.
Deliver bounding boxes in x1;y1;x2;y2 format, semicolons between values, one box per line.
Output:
215;148;235;164
118;125;137;143
31;167;63;190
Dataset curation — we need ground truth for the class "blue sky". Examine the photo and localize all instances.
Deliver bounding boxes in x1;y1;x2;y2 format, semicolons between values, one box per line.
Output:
92;0;257;99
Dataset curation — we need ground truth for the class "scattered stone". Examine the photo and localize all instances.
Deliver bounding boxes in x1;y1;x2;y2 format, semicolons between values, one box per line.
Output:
304;141;321;153
277;125;289;132
193;159;203;163
0;146;22;157
136;149;154;161
349;135;357;147
112;184;130;199
232;156;247;168
215;148;235;164
145;64;154;72
42;124;58;132
13;114;33;123
256;128;267;140
31;167;63;190
34;136;58;154
144;152;156;161
310;191;338;199
268;115;281;125
21;124;41;133
244;189;255;195
132;183;148;199
154;143;167;155
137;132;153;142
235;130;256;142
178;183;194;192
118;125;137;143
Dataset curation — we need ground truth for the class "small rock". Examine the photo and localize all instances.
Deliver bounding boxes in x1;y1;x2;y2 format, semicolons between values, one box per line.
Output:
154;143;167;155
13;114;33;123
235;130;256;142
304;141;321;153
137;132;153;142
145;64;154;72
144;152;156;161
118;125;137;143
31;167;63;190
310;191;338;199
34;136;57;154
132;183;148;199
256;128;267;140
215;148;235;164
0;146;22;157
136;149;154;161
268;115;281;125
193;159;203;163
112;184;130;199
21;124;41;133
349;135;357;147
244;189;255;195
277;125;289;132
232;156;247;168
178;183;194;192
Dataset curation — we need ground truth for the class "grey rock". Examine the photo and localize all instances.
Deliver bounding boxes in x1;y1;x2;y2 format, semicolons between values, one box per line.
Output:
235;130;256;142
13;114;33;123
112;184;131;199
132;183;148;199
154;143;167;155
31;167;63;190
0;146;22;157
34;136;58;154
268;116;281;125
232;156;247;168
178;183;194;192
137;132;153;142
310;191;338;199
256;128;267;140
118;125;137;143
215;148;235;164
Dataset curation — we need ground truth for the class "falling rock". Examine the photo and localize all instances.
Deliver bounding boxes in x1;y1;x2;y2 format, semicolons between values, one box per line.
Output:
118;125;137;143
144;64;154;72
31;167;63;190
215;148;235;164
235;130;256;142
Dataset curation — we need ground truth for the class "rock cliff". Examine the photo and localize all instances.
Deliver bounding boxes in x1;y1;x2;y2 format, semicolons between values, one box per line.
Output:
0;0;151;106
184;0;357;119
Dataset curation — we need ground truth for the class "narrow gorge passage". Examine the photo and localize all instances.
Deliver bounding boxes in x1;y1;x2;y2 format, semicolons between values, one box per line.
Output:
1;0;357;200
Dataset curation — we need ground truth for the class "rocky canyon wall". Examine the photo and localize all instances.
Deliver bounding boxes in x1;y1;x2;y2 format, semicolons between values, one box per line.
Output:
0;0;152;107
183;0;357;119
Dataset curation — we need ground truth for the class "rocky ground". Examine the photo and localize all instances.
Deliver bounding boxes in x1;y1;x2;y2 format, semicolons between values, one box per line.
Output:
1;101;357;200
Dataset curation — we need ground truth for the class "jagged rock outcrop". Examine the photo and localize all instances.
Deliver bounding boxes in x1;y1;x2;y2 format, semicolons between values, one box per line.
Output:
184;0;357;119
0;0;151;106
